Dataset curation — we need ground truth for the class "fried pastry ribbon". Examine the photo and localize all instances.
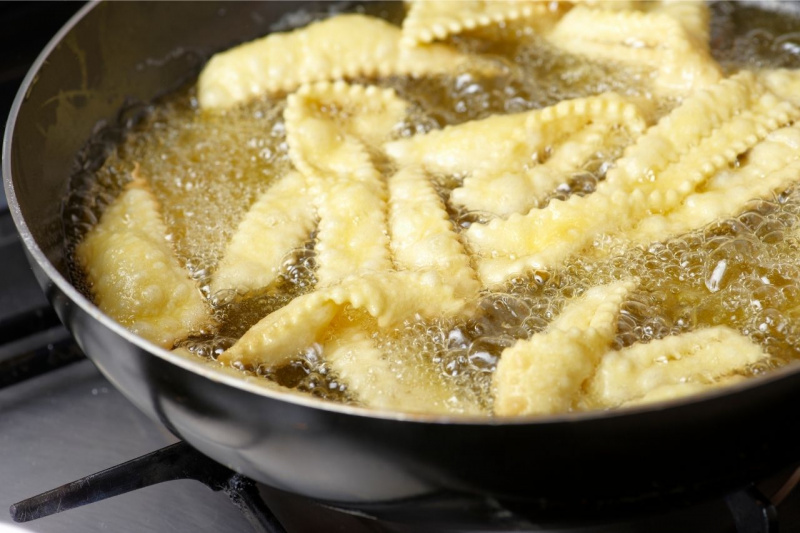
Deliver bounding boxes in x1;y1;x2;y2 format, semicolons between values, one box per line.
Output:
219;271;465;369
198;14;491;110
285;81;407;287
76;172;212;348
493;279;637;416
385;92;647;217
470;71;800;287
547;2;720;95
401;0;561;46
585;326;768;408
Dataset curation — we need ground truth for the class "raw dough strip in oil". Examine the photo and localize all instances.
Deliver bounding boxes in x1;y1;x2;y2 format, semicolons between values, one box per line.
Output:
285;82;409;286
469;73;800;286
76;171;212;349
627;126;800;245
492;279;637;416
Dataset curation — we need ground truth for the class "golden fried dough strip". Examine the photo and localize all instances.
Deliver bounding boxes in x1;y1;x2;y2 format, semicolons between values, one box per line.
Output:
76;173;212;348
452;122;616;216
211;172;316;295
285;82;408;286
386;93;645;217
469;73;800;286
324;325;482;414
586;327;767;408
219;271;465;369
627;126;800;245
401;0;559;46
198;14;488;109
315;178;393;287
388;166;480;299
493;279;636;416
547;5;720;94
285;82;409;180
385;93;644;177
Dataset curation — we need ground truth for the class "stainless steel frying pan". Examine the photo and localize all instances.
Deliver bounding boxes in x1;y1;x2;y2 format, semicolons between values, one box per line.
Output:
4;0;800;515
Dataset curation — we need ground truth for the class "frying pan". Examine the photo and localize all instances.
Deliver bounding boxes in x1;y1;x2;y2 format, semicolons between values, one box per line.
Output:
4;0;800;517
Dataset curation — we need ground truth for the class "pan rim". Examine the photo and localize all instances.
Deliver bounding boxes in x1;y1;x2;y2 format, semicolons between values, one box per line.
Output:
4;0;800;427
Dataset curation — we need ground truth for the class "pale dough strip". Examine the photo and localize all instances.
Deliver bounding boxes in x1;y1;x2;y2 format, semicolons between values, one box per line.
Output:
198;14;490;110
546;5;720;95
219;271;465;369
324;325;482;414
211;171;317;295
401;0;559;46
469;73;800;287
493;279;637;416
586;326;768;408
76;172;212;349
627;126;800;245
388;166;480;299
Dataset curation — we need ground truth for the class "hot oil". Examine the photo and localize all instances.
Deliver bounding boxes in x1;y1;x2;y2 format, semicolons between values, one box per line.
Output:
66;2;800;414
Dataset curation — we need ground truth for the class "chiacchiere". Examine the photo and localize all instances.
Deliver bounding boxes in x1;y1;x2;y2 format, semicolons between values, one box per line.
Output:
77;1;795;416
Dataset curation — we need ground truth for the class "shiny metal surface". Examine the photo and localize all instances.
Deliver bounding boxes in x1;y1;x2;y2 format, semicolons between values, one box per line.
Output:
4;0;800;511
0;360;253;533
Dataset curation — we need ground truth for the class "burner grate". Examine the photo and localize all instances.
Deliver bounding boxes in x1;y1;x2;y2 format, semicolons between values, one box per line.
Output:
10;441;286;533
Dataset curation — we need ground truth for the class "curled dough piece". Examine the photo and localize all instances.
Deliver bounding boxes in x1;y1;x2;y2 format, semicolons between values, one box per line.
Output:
219;271;465;370
401;0;560;46
547;4;720;94
469;72;800;287
76;173;212;349
198;14;491;110
324;325;482;415
493;279;637;416
285;82;408;286
586;326;768;408
388;166;480;299
211;172;316;295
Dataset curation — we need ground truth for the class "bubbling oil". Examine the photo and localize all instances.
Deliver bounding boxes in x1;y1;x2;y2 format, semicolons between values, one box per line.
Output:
66;2;800;414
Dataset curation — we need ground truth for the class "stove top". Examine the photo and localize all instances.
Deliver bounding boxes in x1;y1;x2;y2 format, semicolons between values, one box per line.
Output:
2;3;800;533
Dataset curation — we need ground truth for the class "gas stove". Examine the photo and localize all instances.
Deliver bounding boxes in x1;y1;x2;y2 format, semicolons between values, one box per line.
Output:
2;3;800;533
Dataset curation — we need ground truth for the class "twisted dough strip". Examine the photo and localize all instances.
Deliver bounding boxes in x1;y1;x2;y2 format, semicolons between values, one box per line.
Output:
219;271;465;369
470;72;800;287
586;326;768;408
198;14;492;110
76;171;212;348
493;279;637;416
